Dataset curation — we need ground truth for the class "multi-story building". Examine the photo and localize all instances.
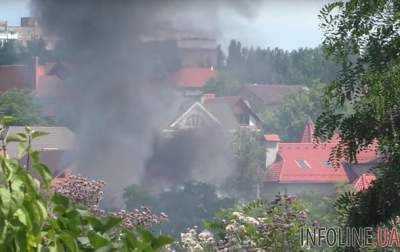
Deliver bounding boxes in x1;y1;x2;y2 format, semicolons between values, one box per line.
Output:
0;17;41;46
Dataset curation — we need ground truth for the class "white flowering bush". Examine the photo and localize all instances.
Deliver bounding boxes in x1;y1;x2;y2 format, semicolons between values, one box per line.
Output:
180;227;216;251
179;194;312;251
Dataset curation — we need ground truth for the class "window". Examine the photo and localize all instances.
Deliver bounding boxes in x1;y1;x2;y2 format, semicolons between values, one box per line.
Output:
185;114;203;128
323;161;333;168
239;114;250;125
296;160;311;169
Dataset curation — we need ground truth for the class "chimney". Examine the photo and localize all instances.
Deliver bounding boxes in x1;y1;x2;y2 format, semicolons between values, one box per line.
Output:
201;93;215;104
32;56;39;90
264;134;280;168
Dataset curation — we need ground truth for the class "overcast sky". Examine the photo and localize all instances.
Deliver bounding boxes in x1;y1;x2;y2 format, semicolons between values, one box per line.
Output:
0;0;331;51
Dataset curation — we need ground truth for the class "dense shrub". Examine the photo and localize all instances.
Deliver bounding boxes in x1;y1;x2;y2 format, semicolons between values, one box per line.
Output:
0;126;172;251
180;194;312;251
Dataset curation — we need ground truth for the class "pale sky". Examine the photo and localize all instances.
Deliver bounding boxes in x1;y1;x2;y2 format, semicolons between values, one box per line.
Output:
0;0;331;51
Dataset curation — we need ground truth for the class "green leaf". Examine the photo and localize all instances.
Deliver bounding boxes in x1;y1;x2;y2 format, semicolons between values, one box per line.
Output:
17;142;27;159
52;194;70;210
31;131;49;140
5;134;25;144
151;235;174;250
88;231;111;249
34;200;48;221
101;217;122;233
1;158;14;181
32;163;52;187
0;188;11;214
59;232;79;252
14;209;28;226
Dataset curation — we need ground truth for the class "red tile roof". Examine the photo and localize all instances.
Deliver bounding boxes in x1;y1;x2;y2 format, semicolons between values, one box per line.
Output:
265;143;350;183
265;141;379;184
353;173;376;192
301;119;315;143
170;67;217;88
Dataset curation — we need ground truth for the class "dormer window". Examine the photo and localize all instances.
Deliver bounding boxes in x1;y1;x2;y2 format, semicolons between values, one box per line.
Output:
323;161;333;168
296;160;311;169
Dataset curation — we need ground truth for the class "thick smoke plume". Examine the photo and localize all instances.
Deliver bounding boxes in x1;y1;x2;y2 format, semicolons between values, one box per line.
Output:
31;0;261;203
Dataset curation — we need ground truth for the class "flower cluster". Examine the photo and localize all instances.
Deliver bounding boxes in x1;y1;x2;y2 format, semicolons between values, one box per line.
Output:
52;171;167;229
180;227;216;251
112;208;168;229
52;171;105;208
179;194;311;251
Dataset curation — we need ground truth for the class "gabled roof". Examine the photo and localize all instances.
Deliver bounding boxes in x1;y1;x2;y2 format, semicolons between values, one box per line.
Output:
265;141;379;184
265;120;380;184
169;102;222;130
169;96;262;131
265;143;350;183
203;100;239;130
202;96;262;130
240;84;306;106
170;67;217;88
353;173;376;192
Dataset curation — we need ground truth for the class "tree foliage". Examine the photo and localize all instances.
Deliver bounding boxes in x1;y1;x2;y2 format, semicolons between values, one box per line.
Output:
223;129;265;200
0;89;49;126
262;82;325;142
0;40;52;65
222;40;339;86
202;70;242;96
316;0;400;227
123;181;235;238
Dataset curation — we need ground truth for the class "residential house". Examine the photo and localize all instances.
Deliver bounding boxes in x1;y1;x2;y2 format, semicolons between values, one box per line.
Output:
263;120;379;196
239;84;307;112
1;126;76;175
167;94;262;132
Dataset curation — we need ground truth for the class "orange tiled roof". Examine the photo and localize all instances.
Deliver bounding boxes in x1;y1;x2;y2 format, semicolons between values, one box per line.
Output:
170;67;216;88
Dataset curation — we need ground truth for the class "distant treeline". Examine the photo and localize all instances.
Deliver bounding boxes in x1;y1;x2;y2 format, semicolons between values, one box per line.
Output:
219;40;339;85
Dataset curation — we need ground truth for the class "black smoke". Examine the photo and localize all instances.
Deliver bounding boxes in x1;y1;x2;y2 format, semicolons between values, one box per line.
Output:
31;0;260;203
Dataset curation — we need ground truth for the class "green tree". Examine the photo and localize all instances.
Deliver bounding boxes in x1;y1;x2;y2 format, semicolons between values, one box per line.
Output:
224;129;265;200
262;82;325;142
316;0;400;227
123;184;156;210
224;40;339;86
202;70;242;96
124;181;235;238
0;40;52;65
0;89;48;126
0;40;27;65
